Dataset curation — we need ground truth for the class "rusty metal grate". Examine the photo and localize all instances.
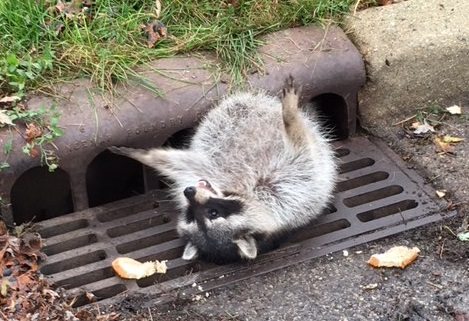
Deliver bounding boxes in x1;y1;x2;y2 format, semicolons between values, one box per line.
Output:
36;136;453;307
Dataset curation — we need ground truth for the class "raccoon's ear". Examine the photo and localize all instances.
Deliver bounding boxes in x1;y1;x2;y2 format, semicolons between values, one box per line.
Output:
234;236;257;260
182;242;199;261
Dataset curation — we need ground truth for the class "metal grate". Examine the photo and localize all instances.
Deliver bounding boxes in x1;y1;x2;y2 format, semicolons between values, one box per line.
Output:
37;136;453;307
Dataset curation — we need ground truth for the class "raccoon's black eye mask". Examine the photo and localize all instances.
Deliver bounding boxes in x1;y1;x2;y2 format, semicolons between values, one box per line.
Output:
184;197;244;223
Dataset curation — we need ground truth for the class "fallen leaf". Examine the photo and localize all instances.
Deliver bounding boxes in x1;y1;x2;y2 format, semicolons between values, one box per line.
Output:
361;283;379;290
142;20;167;48
413;120;435;135
411;121;422;129
0;96;21;103
446;105;462;115
436;190;447;198
24;123;42;142
457;231;469;241
442;135;464;143
0;110;14;126
434;136;454;154
155;0;161;18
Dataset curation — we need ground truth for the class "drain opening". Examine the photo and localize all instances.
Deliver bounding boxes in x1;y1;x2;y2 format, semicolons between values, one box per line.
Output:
116;230;180;254
72;284;127;308
339;158;375;174
39;219;89;238
286;218;351;244
357;199;418;222
139;246;186;262
137;263;200;288
107;215;171;238
343;185;404;207
335;148;350;158
42;234;98;256
41;250;107;275
86;150;145;208
11;166;73;224
309;93;349;140
55;267;115;289
97;202;158;222
336;171;389;192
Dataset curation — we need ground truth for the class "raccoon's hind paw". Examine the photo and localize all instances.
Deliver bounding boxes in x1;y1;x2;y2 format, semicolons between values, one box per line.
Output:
281;75;301;128
282;75;301;101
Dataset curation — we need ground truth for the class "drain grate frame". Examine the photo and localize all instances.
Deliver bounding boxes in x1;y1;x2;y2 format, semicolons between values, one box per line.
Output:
36;136;454;307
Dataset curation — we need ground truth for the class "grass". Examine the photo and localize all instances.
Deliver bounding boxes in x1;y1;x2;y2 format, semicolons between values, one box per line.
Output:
0;0;359;95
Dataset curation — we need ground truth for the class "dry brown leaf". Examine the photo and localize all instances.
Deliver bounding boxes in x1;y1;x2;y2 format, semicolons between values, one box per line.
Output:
155;0;162;18
0;96;21;103
142;20;167;48
378;0;394;5
24;123;42;142
434;136;454;154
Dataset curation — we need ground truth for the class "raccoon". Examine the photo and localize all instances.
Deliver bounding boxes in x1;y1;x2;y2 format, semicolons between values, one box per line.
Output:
108;76;338;264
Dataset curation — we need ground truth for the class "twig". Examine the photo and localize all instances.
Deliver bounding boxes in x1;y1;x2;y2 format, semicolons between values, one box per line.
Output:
439;238;445;259
426;281;444;290
393;114;417;126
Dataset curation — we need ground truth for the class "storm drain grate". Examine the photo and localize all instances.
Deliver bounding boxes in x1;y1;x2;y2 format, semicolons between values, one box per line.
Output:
37;136;453;307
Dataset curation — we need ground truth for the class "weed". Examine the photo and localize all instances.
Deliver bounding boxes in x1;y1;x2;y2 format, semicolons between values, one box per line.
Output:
3;104;62;172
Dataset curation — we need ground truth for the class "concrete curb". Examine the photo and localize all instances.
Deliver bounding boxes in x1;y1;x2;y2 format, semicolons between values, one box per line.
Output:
344;0;469;132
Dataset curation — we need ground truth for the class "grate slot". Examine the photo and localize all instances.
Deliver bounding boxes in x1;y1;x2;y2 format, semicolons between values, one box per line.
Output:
139;246;185;262
42;234;98;255
343;185;403;207
357;199;419;222
72;284;127;308
39;219;89;238
55;267;115;289
41;250;107;275
287;219;351;244
107;215;172;238
339;158;375;174
97;202;159;222
116;230;180;254
136;263;200;288
335;148;350;157
336;171;389;192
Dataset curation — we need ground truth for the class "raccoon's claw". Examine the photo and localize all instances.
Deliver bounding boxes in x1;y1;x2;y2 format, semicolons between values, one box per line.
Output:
282;75;301;98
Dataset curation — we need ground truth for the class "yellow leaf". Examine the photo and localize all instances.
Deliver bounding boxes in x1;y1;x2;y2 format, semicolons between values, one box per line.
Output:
433;137;454;153
442;135;464;143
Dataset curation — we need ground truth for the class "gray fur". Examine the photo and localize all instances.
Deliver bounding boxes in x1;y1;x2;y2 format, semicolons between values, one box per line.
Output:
109;76;338;263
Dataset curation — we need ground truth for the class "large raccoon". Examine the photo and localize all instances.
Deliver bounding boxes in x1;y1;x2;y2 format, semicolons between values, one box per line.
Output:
109;76;338;264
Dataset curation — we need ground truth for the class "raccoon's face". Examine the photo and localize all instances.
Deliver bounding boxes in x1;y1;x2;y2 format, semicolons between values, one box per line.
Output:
177;180;259;264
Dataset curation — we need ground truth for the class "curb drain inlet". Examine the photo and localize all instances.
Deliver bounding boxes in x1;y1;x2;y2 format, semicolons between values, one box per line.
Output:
37;136;454;307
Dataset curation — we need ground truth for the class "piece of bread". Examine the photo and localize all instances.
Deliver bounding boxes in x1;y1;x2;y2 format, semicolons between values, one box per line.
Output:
367;246;420;268
112;257;167;279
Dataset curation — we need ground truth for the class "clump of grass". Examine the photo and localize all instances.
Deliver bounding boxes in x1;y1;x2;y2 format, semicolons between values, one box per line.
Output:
0;0;356;94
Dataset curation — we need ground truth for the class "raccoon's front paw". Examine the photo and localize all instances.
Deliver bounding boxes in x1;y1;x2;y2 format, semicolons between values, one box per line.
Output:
281;75;301;124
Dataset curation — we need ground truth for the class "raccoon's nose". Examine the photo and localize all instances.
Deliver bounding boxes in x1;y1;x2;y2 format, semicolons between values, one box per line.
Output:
184;186;196;199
